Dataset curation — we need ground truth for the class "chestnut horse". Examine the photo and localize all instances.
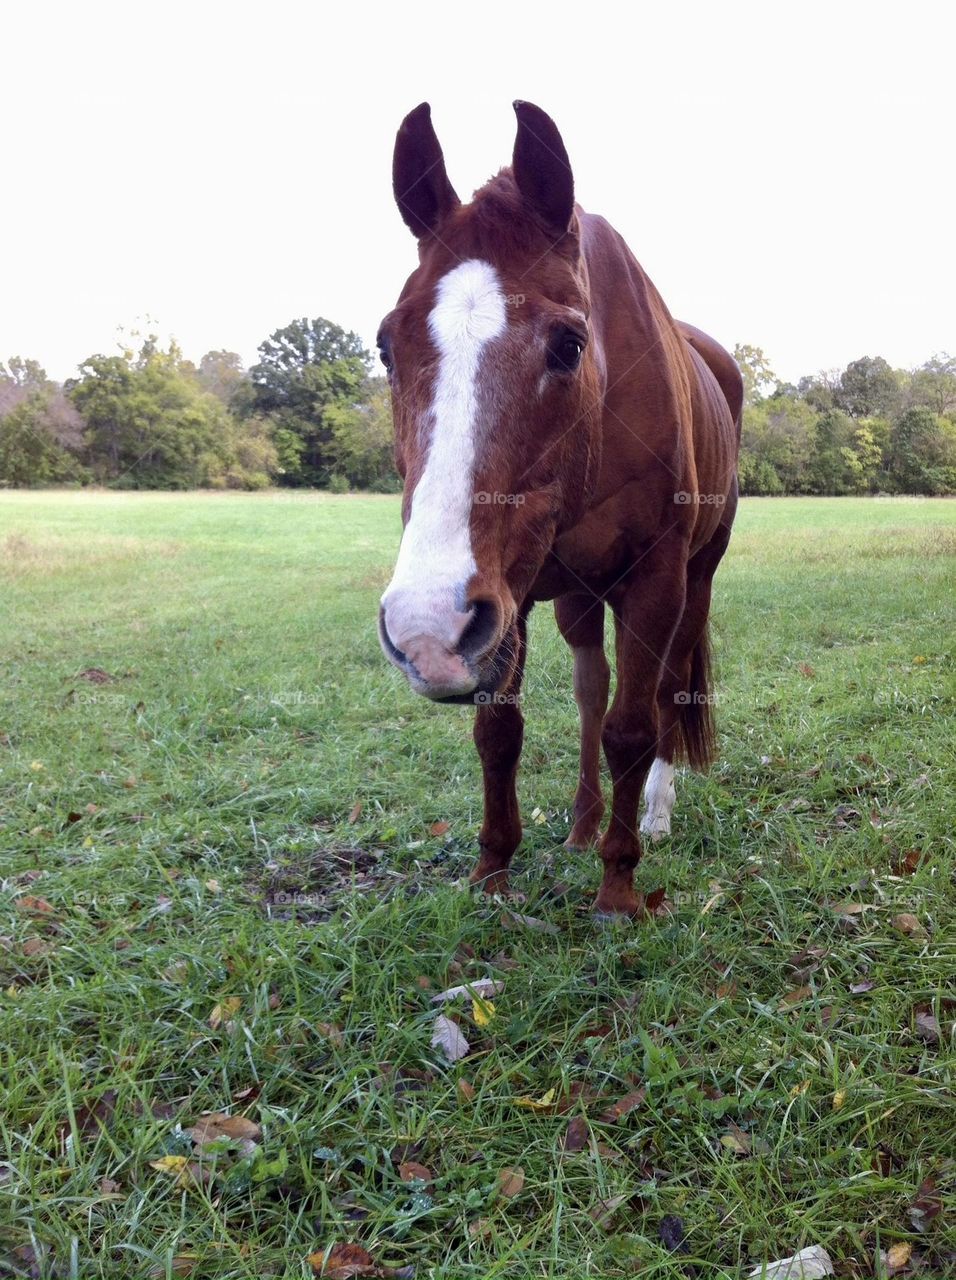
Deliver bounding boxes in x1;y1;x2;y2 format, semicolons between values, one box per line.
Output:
377;102;742;917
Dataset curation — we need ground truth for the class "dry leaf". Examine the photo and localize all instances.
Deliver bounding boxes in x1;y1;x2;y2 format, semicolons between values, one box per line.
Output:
430;979;504;1004
471;996;495;1027
778;985;812;1009
398;1160;432;1184
514;1087;556;1111
308;1242;375;1278
599;1089;646;1124
149;1256;197;1279
909;1175;942;1231
747;1244;834;1278
429;820;450;836
347;801;363;824
16;895;54;915
317;1021;345;1048
849;980;875;994
189;1112;261;1145
457;1078;476;1103
589;1193;627;1229
884;1242;912;1274
21;937;50;957
149;1156;194;1187
562;1116;590;1153
497;1166;524;1197
468;1218;492;1240
893;912;927;938
501;910;560;935
208;996;241;1030
431;1014;470;1063
832;1090;847;1111
915;1011;941;1045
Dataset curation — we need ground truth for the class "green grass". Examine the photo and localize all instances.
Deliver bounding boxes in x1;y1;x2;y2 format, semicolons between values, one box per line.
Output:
1;490;954;1279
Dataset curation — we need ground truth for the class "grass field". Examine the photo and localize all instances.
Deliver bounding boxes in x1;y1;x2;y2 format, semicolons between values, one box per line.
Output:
1;490;954;1280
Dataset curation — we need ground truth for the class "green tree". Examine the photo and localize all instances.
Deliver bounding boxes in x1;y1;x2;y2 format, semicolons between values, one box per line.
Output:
69;340;266;489
0;358;87;486
835;356;901;419
197;350;246;406
246;318;370;486
907;354;956;417
733;343;776;407
888;408;956;494
326;378;397;490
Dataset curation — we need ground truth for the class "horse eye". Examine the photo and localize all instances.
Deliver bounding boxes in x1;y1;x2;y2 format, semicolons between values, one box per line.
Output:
378;337;393;373
547;331;585;373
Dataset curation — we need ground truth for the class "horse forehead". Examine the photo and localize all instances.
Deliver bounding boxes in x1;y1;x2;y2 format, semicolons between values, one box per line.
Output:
427;259;508;349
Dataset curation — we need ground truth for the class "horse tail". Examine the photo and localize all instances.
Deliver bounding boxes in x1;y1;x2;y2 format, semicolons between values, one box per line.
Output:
674;624;717;772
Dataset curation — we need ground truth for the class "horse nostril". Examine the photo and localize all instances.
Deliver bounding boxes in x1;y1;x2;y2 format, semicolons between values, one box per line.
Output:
457;598;501;664
379;607;407;666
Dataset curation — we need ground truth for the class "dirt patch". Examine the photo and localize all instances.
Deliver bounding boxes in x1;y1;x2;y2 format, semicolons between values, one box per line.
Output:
251;845;410;923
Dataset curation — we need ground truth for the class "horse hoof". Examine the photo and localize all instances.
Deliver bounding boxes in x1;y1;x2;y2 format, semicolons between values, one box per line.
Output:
591;909;634;926
639;813;671;841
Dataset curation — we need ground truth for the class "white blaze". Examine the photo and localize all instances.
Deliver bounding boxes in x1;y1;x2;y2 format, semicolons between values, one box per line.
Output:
382;259;506;651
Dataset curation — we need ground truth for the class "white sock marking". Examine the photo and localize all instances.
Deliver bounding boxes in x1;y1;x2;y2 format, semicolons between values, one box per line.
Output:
641;757;676;840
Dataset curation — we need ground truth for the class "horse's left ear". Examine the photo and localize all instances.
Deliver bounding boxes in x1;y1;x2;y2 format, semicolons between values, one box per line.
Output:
393;102;461;239
512;100;575;235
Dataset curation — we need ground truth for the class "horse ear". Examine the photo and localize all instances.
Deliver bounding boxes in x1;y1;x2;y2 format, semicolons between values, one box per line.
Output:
512;101;575;235
392;102;460;239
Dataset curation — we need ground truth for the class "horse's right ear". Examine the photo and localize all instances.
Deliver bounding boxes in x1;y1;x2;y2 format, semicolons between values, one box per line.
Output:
392;103;460;239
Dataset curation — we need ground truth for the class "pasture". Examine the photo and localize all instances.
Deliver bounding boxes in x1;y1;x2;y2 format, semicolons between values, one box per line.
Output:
1;490;954;1279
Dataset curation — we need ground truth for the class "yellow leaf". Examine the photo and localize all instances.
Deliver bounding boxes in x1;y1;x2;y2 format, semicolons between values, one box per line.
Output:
790;1080;810;1097
832;1090;847;1111
514;1087;556;1111
887;1242;912;1270
209;996;241;1030
472;996;495;1027
30;760;44;771
149;1155;196;1188
204;878;221;893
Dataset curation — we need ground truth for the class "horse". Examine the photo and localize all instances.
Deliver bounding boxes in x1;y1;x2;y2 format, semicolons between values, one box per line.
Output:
376;101;742;918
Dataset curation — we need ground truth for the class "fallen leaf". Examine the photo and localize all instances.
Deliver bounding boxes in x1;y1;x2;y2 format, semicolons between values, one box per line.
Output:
16;895;54;915
909;1175;942;1231
884;1242;912;1274
832;1090;847;1111
398;1160;432;1184
893;912;927;938
148;1256;197;1279
431;1014;470;1063
308;1242;377;1278
797;662;816;678
778;985;812;1009
317;1022;345;1049
468;1218;493;1240
497;1166;524;1197
347;801;363;824
562;1116;590;1153
99;1176;123;1195
599;1089;646;1123
430;979;504;1004
149;1155;194;1187
501;910;560;935
514;1087;556;1111
849;980;875;994
644;887;667;914
789;1080;811;1097
204;878;221;893
208;996;241;1030
457;1078;476;1103
21;937;51;957
915;1010;941;1045
589;1193;627;1229
471;996;495;1027
429;820;450;836
746;1244;834;1278
895;848;924;875
189;1112;261;1145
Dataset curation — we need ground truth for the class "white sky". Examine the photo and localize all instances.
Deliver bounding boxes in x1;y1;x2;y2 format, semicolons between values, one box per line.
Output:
2;0;953;385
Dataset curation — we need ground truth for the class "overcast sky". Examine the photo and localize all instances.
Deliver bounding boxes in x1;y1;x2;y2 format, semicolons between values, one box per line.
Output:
3;1;953;385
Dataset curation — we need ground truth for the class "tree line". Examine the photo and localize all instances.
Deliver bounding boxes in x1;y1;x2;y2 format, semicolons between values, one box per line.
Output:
1;322;954;494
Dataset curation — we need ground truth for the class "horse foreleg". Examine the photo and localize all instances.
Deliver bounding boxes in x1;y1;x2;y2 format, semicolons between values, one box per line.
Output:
469;610;528;895
555;594;609;850
596;549;687;917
